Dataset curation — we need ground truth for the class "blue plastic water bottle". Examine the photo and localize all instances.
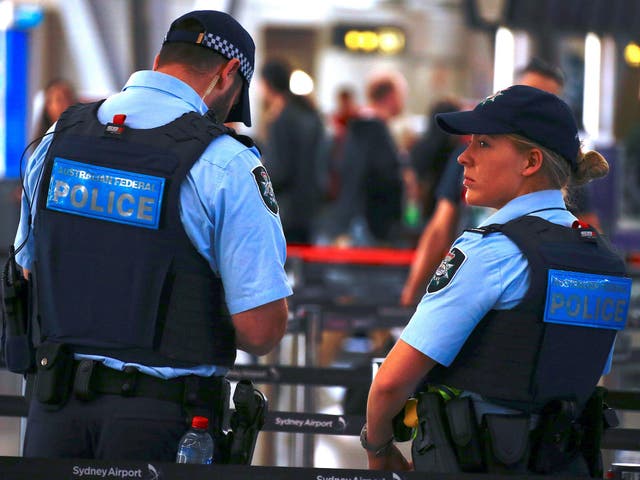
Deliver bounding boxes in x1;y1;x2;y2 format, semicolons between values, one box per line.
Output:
176;416;214;464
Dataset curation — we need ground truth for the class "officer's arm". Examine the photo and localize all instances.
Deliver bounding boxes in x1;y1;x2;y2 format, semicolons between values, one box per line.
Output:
366;339;437;462
232;298;289;356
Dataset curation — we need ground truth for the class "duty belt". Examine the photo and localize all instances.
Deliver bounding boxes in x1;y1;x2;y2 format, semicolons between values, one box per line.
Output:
72;359;225;404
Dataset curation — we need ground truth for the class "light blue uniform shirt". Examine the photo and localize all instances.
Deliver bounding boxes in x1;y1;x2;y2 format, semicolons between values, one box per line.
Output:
14;71;293;378
401;189;613;374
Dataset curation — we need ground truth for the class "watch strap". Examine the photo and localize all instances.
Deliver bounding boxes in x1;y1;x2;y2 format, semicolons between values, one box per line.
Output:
360;424;394;457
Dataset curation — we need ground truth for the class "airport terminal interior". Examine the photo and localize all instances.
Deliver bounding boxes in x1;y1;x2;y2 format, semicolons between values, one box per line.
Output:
0;0;639;475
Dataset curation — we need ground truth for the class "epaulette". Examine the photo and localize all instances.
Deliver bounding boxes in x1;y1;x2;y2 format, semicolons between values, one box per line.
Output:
464;224;502;236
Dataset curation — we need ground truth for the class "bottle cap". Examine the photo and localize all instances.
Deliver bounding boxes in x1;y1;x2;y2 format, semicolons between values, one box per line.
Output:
192;416;209;429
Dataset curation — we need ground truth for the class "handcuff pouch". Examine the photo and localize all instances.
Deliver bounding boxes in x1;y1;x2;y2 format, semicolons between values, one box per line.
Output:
481;413;530;473
34;342;73;406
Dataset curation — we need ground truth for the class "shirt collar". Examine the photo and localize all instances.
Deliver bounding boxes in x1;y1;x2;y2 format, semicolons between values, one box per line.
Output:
122;70;208;114
479;190;567;227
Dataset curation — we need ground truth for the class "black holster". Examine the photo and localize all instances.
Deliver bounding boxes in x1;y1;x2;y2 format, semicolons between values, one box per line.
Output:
530;399;582;474
226;380;267;465
578;387;617;479
411;391;461;473
2;254;34;374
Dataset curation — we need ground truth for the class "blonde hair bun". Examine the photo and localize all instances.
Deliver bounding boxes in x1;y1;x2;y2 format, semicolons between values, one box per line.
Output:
572;150;609;185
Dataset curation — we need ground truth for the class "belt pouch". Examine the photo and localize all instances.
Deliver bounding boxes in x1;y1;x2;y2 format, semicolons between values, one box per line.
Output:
34;342;73;405
411;392;461;473
445;397;484;471
183;376;230;430
73;359;96;401
481;414;530;474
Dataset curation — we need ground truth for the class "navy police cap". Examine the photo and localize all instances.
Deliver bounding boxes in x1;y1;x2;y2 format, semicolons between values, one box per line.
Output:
435;85;580;169
163;10;255;126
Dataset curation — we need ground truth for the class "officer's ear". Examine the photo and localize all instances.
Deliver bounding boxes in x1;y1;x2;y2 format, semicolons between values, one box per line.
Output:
522;147;544;177
219;58;241;89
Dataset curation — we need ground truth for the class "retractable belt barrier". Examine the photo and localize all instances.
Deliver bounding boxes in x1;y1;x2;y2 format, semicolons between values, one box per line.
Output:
228;364;372;386
2;386;640;450
285;245;413;311
286;245;415;266
0;455;599;480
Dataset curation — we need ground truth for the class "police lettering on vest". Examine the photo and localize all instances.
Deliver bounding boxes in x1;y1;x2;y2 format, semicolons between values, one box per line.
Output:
545;269;630;330
46;158;165;229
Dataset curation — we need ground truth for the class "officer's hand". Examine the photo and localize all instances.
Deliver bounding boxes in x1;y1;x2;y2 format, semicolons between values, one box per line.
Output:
367;443;412;471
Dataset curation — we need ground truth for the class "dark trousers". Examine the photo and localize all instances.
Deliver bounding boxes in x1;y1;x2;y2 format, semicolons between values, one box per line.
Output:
24;394;187;461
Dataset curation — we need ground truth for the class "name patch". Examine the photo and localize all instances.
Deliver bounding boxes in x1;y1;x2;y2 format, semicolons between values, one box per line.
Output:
544;269;631;330
46;158;165;229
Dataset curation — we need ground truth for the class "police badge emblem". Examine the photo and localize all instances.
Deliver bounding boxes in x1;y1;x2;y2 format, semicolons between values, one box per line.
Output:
252;165;278;215
427;247;467;293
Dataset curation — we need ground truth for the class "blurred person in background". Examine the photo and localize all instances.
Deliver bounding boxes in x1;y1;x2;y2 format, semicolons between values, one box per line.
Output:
331;70;407;246
317;72;407;414
400;58;575;306
364;85;629;477
313;85;360;244
516;57;564;97
34;78;78;142
14;80;79;208
259;58;327;244
12;10;291;462
325;85;359;203
407;98;462;225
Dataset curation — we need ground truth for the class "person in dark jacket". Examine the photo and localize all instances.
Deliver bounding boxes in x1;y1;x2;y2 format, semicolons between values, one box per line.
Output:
331;70;408;246
408;98;462;222
259;58;326;244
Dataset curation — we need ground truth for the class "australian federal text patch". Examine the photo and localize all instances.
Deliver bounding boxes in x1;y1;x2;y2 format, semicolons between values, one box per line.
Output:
46;158;165;229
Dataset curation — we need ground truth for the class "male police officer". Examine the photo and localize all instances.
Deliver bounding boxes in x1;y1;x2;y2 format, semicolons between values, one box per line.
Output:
12;10;292;461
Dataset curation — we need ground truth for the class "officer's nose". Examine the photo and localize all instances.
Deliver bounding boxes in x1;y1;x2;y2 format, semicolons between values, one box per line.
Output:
457;147;471;166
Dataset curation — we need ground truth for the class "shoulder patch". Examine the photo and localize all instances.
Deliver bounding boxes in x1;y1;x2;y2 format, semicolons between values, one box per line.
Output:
252;165;278;215
427;247;467;294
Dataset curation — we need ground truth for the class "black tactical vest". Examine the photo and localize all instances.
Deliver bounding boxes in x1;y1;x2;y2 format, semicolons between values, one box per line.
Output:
32;101;251;368
427;215;630;411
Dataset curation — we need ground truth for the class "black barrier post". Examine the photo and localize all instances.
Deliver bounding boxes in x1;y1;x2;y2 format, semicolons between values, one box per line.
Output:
301;304;322;468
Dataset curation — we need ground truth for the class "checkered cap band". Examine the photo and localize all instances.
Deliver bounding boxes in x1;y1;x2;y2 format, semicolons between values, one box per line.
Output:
201;32;253;84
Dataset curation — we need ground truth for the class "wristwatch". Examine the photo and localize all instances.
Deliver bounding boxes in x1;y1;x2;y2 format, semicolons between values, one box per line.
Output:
359;423;394;457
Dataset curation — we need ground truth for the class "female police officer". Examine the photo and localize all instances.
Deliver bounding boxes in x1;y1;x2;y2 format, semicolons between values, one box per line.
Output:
362;85;630;475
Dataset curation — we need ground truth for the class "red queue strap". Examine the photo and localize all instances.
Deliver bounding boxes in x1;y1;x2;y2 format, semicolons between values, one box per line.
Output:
287;244;415;266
